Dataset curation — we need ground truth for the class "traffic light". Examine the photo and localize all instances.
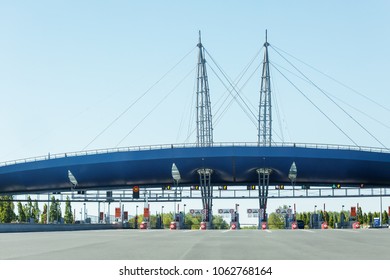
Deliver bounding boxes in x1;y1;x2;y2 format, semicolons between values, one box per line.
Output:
275;185;284;190
332;184;341;189
247;185;256;190
219;185;228;190
133;186;140;199
163;185;172;190
191;185;200;190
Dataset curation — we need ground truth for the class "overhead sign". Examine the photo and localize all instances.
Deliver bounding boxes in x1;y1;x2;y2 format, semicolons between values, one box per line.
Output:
144;207;150;218
189;209;203;216
115;207;121;218
247;209;263;218
351;206;356;217
218;209;234;214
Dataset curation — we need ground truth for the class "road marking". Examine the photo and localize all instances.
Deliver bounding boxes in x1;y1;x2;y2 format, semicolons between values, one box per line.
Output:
302;230;316;233
337;229;361;233
222;230;231;233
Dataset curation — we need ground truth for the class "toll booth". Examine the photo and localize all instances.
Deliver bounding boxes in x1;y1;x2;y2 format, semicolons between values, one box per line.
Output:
373;217;380;228
285;214;294;229
310;214;321;229
171;212;185;230
230;211;240;230
258;214;268;229
340;212;346;229
156;215;163;229
134;215;138;229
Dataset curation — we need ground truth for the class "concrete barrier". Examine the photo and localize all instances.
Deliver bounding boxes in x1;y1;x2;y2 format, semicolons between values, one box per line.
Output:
0;223;125;233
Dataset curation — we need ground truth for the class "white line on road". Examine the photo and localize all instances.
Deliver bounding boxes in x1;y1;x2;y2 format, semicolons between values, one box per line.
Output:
302;230;316;233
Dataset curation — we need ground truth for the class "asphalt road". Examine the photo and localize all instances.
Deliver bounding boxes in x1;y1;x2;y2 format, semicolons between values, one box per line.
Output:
0;228;389;260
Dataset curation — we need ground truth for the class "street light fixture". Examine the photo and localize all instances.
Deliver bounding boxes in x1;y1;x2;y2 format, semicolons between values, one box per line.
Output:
161;205;164;229
183;204;186;228
288;162;297;196
171;163;181;218
135;205;139;229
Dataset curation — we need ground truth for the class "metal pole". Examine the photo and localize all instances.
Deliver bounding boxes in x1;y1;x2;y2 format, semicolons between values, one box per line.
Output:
161;205;164;229
47;193;50;224
380;188;383;226
107;202;110;224
98;201;100;223
83;203;86;222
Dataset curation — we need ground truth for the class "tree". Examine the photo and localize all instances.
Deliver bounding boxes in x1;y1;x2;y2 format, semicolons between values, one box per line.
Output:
26;196;33;222
0;196;16;223
382;211;388;225
334;212;339;227
32;201;40;223
323;211;330;224
329;214;334;228
268;212;285;229
49;196;62;223
213;215;229;229
64;196;73;224
41;204;47;224
23;204;30;222
367;212;373;225
162;212;174;228
184;213;194;229
356;207;364;225
363;213;368;225
304;212;311;227
357;207;363;224
17;201;26;222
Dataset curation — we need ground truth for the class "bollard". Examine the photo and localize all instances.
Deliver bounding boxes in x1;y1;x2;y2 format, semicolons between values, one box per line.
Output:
353;222;360;229
292;222;298;230
170;221;177;230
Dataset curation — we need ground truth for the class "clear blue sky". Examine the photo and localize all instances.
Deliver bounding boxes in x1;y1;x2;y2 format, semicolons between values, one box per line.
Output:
2;1;390;216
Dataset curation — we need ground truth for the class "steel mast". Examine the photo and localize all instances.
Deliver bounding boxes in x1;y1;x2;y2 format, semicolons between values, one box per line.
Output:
195;31;214;228
257;30;273;228
258;30;272;146
196;31;213;147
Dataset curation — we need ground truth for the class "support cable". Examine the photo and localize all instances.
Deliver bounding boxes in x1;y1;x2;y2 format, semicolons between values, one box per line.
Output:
271;45;388;149
115;65;197;147
271;63;360;147
82;47;196;150
272;61;390;131
205;49;258;126
272;45;390;113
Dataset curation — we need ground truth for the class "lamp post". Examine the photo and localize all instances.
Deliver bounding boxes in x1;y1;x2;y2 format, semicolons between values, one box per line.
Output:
171;163;181;220
161;205;164;229
83;202;86;222
183;204;186;228
288;162;297;197
380;188;383;226
135;205;139;229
